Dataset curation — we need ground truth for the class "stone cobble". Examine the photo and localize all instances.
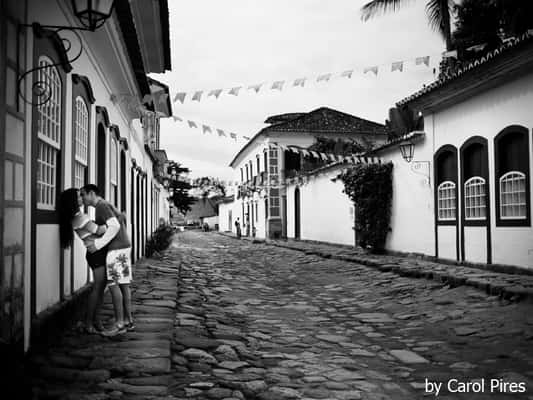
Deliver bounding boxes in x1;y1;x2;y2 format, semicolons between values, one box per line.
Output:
28;249;181;400
221;233;533;302
168;232;533;400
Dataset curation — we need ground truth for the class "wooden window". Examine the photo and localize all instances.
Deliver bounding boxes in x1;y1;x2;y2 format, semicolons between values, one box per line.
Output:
437;181;456;221
500;172;527;219
73;96;88;188
269;188;280;217
110;138;118;206
256;155;260;174
249;160;253;179
240;168;243;182
36;56;61;209
465;177;486;220
494;126;530;226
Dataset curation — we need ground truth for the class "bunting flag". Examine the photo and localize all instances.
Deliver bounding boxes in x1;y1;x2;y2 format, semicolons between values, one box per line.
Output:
317;73;331;82
172;115;182;122
217;129;226;137
341;69;354;78
415;56;430;66
192;91;203;101
271;80;285;91
187;120;197;128
442;50;458;59
391;61;403;72
293;78;306;87
174;92;187;103
229;86;242;96
248;83;262;93
202;125;212;134
230;133;237;140
208;89;223;99
364;66;378;75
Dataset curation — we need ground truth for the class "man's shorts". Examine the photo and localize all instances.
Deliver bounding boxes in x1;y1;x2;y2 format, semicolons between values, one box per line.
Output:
106;247;133;286
86;248;107;270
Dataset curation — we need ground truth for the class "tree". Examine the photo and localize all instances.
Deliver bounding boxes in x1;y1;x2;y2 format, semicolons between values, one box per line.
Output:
360;0;454;50
166;162;195;215
192;177;226;200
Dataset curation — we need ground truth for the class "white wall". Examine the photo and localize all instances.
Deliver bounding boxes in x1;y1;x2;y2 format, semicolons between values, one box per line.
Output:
286;169;355;246
430;71;533;268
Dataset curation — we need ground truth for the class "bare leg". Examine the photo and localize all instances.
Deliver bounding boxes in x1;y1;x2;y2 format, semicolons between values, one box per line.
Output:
119;284;133;324
86;266;106;327
108;284;125;327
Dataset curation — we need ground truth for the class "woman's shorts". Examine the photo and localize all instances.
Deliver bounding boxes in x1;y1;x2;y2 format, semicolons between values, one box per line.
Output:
86;249;107;270
106;247;133;286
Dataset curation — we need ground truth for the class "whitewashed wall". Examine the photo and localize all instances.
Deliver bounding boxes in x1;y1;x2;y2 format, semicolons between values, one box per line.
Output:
429;71;533;268
286;169;355;246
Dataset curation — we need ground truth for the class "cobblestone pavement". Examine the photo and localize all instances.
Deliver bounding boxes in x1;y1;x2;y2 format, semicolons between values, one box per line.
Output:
170;231;533;400
30;231;533;400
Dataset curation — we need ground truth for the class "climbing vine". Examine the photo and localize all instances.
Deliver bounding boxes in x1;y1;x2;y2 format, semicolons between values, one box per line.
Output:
336;162;393;253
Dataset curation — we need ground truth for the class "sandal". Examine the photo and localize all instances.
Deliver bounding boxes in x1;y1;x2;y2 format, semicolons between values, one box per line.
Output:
101;324;127;337
125;321;135;331
93;320;105;332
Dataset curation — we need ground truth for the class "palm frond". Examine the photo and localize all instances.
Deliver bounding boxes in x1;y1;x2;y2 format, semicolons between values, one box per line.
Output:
360;0;411;22
426;0;454;41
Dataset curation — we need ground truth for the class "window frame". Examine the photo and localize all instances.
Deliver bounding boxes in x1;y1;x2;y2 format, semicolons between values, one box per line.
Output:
437;181;457;222
494;125;531;227
434;146;458;226
464;176;487;221
499;171;527;220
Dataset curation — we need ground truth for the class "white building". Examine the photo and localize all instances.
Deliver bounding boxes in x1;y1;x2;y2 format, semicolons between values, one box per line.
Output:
226;107;388;240
0;0;173;351
376;32;533;269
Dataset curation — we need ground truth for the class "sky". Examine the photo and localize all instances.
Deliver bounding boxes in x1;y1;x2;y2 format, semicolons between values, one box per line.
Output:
150;0;445;181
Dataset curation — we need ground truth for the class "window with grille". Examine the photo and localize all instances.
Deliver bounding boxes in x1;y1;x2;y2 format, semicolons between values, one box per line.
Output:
36;56;61;209
437;181;456;221
74;96;88;188
464;177;486;220
110;138;118;206
500;171;526;219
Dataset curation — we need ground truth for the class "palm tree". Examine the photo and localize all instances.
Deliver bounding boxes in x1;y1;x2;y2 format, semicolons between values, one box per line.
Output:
360;0;454;50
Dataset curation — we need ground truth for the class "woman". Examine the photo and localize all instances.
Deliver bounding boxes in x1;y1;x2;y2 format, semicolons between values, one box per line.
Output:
59;188;108;334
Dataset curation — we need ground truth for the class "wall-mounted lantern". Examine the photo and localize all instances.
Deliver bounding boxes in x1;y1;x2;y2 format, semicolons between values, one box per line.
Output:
399;141;415;163
71;0;115;31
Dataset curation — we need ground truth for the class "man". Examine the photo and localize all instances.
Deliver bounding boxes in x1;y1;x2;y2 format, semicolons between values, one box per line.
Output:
235;217;241;238
81;184;133;336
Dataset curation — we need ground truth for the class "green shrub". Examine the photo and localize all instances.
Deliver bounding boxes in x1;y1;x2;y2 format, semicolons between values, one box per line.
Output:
337;163;393;253
146;223;175;258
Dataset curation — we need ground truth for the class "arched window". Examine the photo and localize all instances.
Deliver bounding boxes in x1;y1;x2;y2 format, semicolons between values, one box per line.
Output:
438;181;456;221
36;56;62;209
495;126;530;226
465;177;486;220
73;96;89;188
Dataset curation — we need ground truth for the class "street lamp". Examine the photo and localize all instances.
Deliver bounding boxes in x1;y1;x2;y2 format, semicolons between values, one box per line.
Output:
399;141;415;163
71;0;115;31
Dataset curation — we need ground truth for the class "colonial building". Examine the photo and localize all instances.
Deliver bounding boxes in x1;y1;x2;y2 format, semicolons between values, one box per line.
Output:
374;31;533;269
0;0;173;351
226;107;388;240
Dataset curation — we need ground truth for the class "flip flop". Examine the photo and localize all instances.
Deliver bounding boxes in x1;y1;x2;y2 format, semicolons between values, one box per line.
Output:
125;322;135;331
101;324;127;337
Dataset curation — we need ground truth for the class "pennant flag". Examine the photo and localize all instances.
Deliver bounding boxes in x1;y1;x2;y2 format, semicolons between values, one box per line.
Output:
329;154;337;162
391;61;403;72
341;70;354;78
192;91;203;101
301;149;311;157
242;136;251;140
187;120;197;128
364;66;378;75
293;78;306;87
142;94;152;104
289;146;299;153
248;83;262;93
337;154;344;162
415;56;430;66
319;152;328;161
271;81;285;91
208;89;223;99
317;73;331;82
173;92;186;103
216;129;226;137
172;115;182;122
229;86;242;96
442;50;458;59
230;132;237;140
310;151;320;158
202;125;212;134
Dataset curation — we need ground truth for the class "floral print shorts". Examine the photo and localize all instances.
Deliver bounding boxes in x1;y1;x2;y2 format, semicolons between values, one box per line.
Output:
106;248;132;286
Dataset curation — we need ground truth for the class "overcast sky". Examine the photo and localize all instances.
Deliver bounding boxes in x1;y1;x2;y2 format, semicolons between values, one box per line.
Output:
150;0;444;180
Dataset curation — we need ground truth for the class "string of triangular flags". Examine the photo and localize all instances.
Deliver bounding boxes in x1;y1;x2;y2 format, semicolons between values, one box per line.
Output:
165;51;458;105
168;114;251;142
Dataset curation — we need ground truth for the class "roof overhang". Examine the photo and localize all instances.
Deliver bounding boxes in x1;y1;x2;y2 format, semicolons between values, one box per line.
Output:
370;131;425;155
398;33;533;114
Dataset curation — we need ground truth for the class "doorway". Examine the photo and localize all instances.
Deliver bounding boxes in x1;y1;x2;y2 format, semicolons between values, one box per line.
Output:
96;124;106;193
294;188;301;239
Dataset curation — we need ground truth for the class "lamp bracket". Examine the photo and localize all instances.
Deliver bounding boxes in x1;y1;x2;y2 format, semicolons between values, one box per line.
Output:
410;160;431;186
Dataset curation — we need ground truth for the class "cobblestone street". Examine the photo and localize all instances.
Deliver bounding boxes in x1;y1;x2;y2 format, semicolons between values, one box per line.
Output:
31;231;533;399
